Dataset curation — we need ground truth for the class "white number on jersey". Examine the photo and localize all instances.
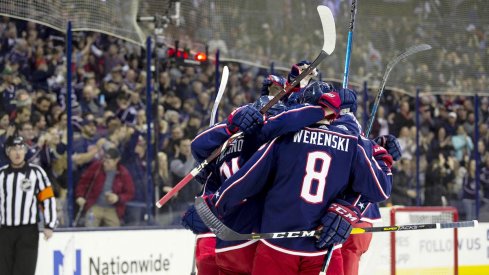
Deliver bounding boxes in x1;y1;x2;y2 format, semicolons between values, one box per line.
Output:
300;151;332;204
219;157;240;180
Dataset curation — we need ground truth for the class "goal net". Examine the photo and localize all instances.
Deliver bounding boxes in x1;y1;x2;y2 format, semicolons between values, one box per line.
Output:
361;206;459;275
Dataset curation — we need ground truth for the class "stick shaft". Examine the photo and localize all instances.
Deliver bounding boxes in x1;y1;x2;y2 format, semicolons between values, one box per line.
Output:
156;171;199;208
323;1;357;271
364;44;431;136
342;0;357;88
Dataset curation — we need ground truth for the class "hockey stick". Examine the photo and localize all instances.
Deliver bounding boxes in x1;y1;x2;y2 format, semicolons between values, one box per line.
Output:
260;5;336;113
195;196;477;241
187;66;230;275
342;0;357;89
155;5;336;208
209;66;229;126
364;44;431;136
322;1;358;272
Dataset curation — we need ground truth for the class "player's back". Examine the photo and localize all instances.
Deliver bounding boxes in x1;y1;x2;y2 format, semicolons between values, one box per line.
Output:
261;124;359;254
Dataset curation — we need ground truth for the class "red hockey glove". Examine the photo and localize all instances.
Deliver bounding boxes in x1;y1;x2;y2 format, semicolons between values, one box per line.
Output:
373;144;394;169
316;199;361;249
317;91;341;120
373;134;402;161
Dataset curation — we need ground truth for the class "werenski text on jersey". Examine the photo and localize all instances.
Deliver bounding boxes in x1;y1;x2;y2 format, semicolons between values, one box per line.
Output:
293;129;350;152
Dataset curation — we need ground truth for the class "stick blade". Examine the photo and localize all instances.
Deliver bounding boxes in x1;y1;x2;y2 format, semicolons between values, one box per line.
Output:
317;5;336;54
210;66;229;126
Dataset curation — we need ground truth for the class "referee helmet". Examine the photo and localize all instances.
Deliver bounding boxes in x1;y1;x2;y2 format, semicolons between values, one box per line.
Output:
5;135;26;153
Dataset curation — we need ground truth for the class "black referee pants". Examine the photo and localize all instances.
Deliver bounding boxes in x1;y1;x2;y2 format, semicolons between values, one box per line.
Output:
0;225;39;275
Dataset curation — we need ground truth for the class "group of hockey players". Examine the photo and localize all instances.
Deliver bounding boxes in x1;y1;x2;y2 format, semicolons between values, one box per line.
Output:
181;61;402;275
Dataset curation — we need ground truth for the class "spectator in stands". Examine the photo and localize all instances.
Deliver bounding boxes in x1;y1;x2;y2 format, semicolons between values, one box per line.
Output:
32;95;52;121
166;124;184;154
14;106;31;125
444;111;458;136
115;92;137;125
424;153;454;206
397;126;416;160
72;115;105;177
38;126;68;225
390;158;416;206
390;101;414;137
75;147;135;227
0;111;10;136
427;127;454;162
480;155;489;222
452;125;474;162
157;151;172;197
103;44;125;76
121;133;148;226
462;159;477;220
80;84;104;116
169;138;197;207
17;121;41;164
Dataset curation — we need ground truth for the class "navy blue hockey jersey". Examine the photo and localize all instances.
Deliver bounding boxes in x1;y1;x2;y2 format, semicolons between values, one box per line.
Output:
190;104;327;249
332;113;384;222
215;124;392;255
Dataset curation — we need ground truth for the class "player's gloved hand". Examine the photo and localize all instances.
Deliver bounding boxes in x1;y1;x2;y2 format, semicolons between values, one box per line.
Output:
373;144;394;169
317;91;341;120
316;199;361;249
373;134;402;161
226;105;264;135
337;88;357;113
181;205;210;234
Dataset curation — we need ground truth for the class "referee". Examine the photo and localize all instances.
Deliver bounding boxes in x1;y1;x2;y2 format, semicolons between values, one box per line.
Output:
0;135;57;275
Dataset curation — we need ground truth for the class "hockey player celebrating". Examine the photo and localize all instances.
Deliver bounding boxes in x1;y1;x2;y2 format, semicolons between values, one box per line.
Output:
184;78;397;274
208;87;393;275
299;81;402;275
182;75;333;274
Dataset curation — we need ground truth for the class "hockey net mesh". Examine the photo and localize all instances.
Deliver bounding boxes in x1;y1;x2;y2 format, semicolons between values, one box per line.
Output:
364;207;458;275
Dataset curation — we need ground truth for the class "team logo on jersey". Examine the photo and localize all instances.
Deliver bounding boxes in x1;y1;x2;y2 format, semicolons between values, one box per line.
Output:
21;178;33;192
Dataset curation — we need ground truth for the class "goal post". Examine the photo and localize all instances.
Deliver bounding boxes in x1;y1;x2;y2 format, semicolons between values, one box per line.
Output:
390;206;459;275
360;206;460;275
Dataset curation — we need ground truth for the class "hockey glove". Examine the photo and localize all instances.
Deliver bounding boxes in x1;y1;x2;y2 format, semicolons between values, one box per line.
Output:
317;91;341;120
226;105;264;135
337;88;357;113
373;134;402;161
181;205;210;234
373;144;394;169
316;199;361;250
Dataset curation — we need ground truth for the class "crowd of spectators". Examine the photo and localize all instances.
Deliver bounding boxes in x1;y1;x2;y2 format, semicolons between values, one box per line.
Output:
0;8;488;230
155;0;489;97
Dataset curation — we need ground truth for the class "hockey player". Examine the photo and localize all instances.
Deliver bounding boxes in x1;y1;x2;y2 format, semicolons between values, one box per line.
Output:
299;81;402;275
285;60;319;106
208;88;393;275
182;75;341;274
340;134;402;275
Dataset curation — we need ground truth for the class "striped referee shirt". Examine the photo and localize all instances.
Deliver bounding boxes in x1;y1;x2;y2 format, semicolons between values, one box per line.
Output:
0;163;57;229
